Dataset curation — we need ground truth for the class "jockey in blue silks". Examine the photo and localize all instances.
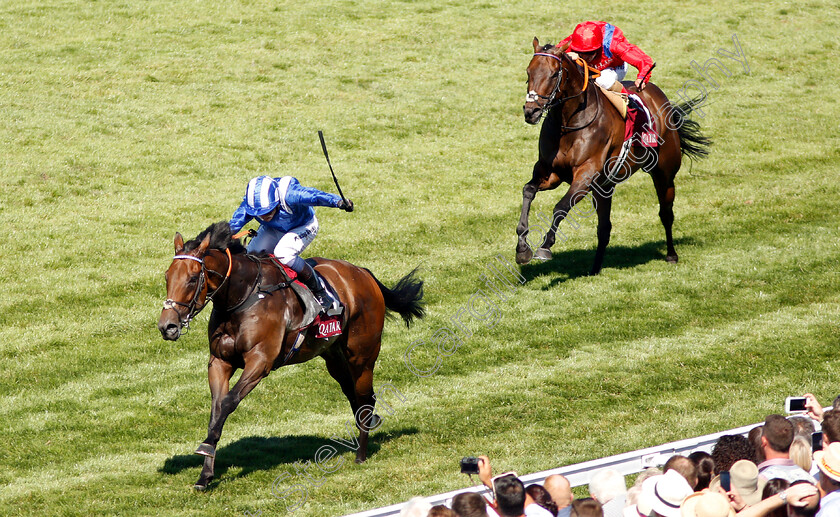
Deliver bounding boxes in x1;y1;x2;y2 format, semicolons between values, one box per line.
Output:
229;175;353;311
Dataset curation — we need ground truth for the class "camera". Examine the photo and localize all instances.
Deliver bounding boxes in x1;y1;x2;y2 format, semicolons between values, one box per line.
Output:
785;396;807;413
460;456;480;475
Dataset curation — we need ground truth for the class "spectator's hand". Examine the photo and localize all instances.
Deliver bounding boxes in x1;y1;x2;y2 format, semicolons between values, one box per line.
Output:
478;455;493;489
805;393;824;422
337;199;354;212
718;486;747;512
784;483;818;508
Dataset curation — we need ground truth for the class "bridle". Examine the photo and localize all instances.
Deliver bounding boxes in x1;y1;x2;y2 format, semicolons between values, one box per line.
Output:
526;52;601;130
162;248;233;332
526;52;567;112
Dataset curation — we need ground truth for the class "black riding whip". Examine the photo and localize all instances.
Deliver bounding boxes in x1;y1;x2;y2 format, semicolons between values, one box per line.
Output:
317;130;348;204
639;62;656;87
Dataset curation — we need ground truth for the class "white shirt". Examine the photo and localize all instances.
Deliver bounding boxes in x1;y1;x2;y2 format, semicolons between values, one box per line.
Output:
817;489;840;517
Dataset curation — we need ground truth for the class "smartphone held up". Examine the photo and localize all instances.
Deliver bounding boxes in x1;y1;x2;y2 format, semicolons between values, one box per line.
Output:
785;396;807;413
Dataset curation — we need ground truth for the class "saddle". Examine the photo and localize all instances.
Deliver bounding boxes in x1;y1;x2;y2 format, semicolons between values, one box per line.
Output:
597;82;659;148
267;256;345;339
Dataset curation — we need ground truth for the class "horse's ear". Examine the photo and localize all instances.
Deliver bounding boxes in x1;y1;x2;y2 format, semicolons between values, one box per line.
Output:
533;37;540;52
197;234;211;255
174;233;184;253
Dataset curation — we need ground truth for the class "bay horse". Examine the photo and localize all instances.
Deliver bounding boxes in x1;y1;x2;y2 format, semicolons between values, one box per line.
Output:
157;221;424;490
516;38;711;274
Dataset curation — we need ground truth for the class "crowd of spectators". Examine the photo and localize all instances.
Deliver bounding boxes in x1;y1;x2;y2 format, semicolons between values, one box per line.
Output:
398;394;840;517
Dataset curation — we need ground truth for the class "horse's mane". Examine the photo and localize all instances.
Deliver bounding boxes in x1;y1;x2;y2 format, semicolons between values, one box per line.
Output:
540;43;555;51
184;221;247;254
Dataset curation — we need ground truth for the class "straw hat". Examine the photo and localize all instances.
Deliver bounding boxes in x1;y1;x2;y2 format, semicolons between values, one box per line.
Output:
708;460;766;505
637;475;661;517
680;492;735;517
651;471;694;517
814;442;840;482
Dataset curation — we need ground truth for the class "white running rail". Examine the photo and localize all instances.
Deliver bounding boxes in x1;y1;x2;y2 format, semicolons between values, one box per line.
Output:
343;421;768;517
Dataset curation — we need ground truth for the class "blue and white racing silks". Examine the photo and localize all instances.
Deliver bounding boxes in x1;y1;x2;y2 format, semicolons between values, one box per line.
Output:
602;23;616;60
229;176;342;233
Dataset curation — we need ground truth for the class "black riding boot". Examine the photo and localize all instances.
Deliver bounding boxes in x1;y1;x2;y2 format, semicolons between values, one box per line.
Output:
297;262;330;312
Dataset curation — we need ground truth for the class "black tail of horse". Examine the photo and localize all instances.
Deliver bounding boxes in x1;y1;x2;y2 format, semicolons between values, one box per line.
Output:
672;97;713;161
366;267;425;327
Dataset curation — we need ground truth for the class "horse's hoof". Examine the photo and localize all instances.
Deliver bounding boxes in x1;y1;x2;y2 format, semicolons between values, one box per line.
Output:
355;456;367;464
534;248;553;261
516;248;533;265
666;254;678;264
194;483;208;491
369;413;381;430
195;443;216;458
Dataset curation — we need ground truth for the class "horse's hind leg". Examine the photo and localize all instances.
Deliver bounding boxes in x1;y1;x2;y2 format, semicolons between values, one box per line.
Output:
650;169;678;263
590;191;613;275
323;345;378;463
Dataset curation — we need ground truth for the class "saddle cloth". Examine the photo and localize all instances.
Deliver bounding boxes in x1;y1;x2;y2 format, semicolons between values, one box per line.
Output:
624;93;659;148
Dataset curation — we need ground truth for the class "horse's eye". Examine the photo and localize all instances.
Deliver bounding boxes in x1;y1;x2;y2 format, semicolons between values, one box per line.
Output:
188;276;199;285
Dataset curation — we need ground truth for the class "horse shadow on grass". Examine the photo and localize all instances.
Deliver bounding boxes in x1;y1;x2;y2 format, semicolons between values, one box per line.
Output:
520;237;696;289
159;427;418;488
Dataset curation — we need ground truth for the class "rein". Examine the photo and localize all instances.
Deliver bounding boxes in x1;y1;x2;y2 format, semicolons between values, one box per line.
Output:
528;53;603;131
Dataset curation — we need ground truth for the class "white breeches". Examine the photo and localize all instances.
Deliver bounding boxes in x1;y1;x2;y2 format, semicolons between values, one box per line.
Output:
246;216;319;266
595;63;628;89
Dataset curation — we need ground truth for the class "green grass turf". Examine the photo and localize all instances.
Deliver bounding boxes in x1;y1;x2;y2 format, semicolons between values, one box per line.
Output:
2;0;839;515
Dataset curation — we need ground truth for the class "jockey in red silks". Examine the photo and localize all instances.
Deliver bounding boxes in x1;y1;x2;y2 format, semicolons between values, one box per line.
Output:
559;21;654;92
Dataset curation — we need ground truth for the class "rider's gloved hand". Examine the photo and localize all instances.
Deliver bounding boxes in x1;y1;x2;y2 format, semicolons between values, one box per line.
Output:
337;199;354;212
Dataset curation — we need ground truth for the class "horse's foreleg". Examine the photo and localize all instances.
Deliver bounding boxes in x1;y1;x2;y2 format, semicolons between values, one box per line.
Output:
590;192;613;275
537;175;594;260
194;357;234;490
516;180;540;265
194;355;268;488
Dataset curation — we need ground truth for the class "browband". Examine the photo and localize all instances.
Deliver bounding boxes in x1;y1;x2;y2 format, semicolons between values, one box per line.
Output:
173;255;204;263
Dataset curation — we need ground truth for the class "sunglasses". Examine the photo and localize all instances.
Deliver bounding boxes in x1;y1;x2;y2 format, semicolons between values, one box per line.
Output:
490;471;519;499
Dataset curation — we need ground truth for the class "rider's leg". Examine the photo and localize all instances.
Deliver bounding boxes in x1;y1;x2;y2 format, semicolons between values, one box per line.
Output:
595;63;628;91
596;66;629;118
595;68;619;90
273;218;330;310
296;259;330;310
246;226;282;254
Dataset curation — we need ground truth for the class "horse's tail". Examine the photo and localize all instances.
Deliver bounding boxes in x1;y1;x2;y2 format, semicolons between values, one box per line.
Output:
366;267;425;327
672;96;713;162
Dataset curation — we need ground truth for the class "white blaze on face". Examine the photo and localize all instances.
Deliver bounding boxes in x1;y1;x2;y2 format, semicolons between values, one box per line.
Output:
526;90;539;103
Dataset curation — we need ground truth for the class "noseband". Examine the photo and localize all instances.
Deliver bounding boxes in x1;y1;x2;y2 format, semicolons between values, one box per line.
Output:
163;249;232;332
